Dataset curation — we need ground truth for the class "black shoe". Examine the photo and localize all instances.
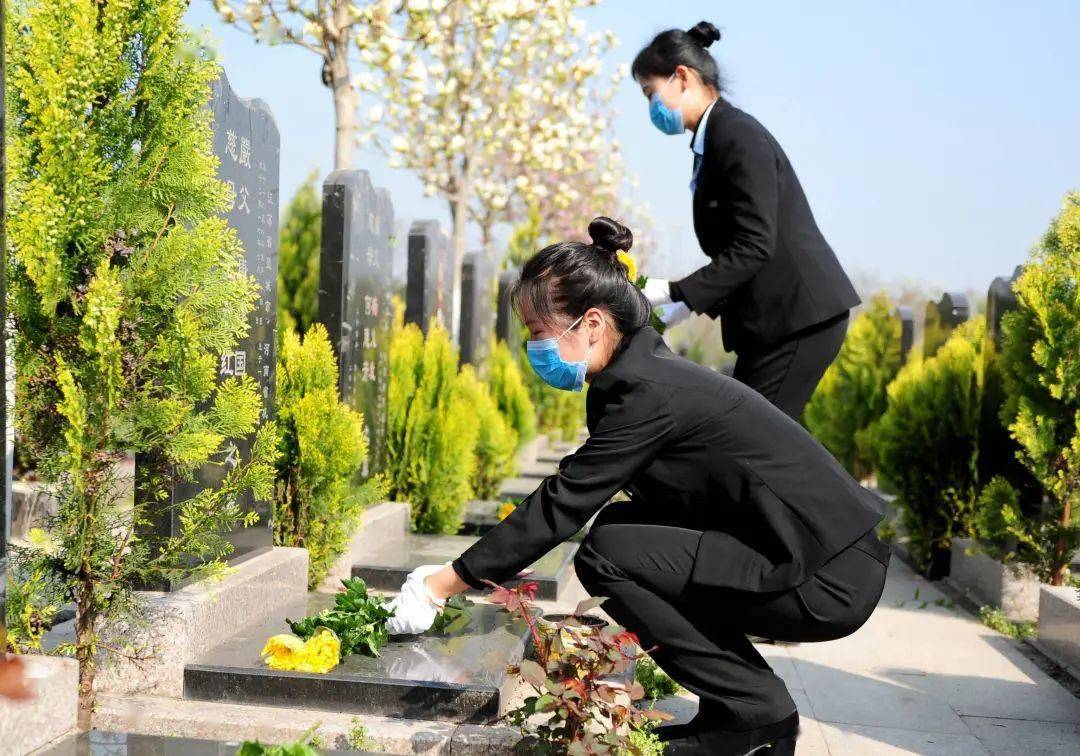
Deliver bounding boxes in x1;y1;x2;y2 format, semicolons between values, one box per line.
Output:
660;709;800;755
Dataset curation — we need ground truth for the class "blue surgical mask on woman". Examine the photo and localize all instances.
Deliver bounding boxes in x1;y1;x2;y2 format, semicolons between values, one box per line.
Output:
525;314;594;392
649;73;687;135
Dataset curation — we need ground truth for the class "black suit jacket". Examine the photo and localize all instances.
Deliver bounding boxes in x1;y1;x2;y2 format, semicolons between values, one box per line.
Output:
672;101;861;352
451;325;885;594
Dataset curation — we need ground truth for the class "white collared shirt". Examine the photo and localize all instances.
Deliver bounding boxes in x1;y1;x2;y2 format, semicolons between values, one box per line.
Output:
690;98;718;192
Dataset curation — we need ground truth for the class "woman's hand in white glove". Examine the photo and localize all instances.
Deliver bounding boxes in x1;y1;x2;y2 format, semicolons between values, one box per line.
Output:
385;563;448;636
658;301;692;328
642;277;673;307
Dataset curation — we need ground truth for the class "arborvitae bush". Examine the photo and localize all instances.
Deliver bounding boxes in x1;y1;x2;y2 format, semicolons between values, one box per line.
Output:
867;317;985;576
277;169;322;338
804;292;905;479
5;0;277;723
274;325;386;589
993;192;1080;585
386;315;478;534
486;336;536;453
457;363;518;499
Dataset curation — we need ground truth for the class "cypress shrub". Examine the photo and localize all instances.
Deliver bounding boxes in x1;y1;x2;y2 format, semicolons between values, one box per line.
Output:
386;316;478;533
274;325;386;589
458;363;518;499
867;317;985;577
804;293;905;479
487;336;536;452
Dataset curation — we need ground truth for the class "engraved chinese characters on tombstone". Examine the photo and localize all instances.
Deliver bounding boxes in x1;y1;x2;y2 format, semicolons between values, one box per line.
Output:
406;220;447;335
895;305;915;363
318;171;393;477
459;253;494;366
136;70;280;586
495;269;520;356
923;291;969;360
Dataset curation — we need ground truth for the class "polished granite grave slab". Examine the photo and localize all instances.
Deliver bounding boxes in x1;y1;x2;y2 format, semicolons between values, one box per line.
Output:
496;476;542;502
457;500;596;544
184;593;539;724
40;730;378;755
515;460;561;479
352;533;576;600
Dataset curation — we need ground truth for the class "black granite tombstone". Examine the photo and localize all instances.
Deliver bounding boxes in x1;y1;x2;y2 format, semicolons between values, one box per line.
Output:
895;306;915;363
136;69;280;587
459;253;495;366
923;291;970;359
405;220;444;335
495;269;520;356
317;170;394;477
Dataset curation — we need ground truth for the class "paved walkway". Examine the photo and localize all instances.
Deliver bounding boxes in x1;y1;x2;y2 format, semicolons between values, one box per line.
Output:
612;556;1080;755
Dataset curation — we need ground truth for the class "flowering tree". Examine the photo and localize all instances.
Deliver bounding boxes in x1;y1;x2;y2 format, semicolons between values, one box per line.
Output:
211;0;391;170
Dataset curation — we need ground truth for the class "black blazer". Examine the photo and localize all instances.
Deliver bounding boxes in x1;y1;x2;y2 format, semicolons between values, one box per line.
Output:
452;325;886;595
672;100;861;353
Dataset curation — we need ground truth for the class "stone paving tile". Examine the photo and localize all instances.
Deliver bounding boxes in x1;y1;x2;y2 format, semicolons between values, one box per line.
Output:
817;721;991;755
961;715;1080;755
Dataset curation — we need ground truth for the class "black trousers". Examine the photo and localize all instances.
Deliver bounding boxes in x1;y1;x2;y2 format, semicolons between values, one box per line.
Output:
732;312;850;420
573;498;890;730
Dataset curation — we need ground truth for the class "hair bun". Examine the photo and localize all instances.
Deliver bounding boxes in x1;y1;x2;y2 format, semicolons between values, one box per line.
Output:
588;216;633;256
686;21;721;48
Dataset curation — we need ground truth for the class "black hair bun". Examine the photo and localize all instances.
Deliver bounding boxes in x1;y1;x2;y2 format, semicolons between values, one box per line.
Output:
588;216;633;255
687;21;721;48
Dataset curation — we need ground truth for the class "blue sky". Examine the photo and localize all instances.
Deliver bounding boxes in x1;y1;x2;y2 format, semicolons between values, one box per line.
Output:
184;1;1080;295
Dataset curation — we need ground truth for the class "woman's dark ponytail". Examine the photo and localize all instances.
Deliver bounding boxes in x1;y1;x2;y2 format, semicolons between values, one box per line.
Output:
631;20;724;92
509;216;651;339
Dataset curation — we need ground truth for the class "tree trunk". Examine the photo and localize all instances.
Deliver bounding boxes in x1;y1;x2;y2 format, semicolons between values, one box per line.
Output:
75;567;96;730
448;169;470;347
1051;495;1071;586
329;2;356;171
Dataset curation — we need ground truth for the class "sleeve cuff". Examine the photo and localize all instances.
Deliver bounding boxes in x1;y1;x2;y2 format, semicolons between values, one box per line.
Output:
451;556;488;591
668;280;686;304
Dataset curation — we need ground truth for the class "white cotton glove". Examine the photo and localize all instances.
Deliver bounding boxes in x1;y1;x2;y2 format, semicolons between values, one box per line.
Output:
385;562;449;636
658;301;692;328
642;277;673;307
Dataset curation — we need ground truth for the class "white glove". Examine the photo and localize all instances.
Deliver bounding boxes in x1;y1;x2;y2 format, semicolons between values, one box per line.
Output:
658;301;692;328
385;563;449;636
642;277;673;307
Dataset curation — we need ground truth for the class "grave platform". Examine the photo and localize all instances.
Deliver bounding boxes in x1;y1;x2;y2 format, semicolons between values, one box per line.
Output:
352;533;577;601
496;476;541;502
184;593;538;724
40;729;381;755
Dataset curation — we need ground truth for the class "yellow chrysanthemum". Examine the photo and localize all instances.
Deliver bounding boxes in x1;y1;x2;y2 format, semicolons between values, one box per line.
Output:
615;250;637;282
260;629;341;674
261;633;306;671
497;502;517;521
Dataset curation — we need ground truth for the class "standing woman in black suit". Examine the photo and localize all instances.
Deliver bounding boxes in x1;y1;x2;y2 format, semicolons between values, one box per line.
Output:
635;21;861;420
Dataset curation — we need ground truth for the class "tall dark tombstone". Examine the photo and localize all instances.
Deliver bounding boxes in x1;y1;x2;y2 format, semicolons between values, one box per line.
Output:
136;69;280;585
459;253;495;367
495;269;520;356
895;306;915;363
923;291;970;360
318;170;394;477
405;220;443;334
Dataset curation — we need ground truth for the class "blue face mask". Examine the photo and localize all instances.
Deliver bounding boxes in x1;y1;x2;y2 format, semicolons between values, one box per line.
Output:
649;73;687;135
525;314;595;392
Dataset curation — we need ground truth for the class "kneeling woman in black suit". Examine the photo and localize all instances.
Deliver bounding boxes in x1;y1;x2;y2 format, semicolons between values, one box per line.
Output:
635;21;861;420
387;218;891;755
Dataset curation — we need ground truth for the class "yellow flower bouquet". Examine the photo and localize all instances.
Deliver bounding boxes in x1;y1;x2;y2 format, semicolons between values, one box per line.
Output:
261;627;341;674
614;250;668;335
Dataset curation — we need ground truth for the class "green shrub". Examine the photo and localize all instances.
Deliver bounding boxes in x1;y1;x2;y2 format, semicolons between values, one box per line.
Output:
487;336;536;452
386;316;478;533
457;363;518;499
804;292;905;479
274;325;386;589
996;192;1080;585
867;317;985;575
277;169;322;337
